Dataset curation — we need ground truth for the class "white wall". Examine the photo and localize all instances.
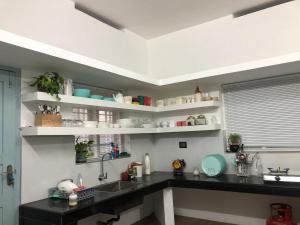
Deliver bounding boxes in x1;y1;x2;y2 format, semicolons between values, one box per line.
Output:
0;0;148;75
148;0;300;78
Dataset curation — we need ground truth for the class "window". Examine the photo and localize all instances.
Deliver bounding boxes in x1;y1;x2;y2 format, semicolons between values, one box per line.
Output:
73;108;123;161
223;74;300;151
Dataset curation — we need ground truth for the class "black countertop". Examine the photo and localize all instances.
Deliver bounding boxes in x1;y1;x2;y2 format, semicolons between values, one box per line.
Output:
19;172;300;225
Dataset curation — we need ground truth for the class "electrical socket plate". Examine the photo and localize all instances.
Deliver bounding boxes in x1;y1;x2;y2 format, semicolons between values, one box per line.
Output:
179;141;187;149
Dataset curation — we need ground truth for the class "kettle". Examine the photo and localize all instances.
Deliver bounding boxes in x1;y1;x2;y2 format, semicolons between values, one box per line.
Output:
113;93;124;103
57;179;78;194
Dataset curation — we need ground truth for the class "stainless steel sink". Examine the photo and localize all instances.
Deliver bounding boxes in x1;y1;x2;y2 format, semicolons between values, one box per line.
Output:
95;181;138;192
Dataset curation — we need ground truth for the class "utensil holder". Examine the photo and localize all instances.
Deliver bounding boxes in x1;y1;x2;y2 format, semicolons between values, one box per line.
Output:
35;114;62;127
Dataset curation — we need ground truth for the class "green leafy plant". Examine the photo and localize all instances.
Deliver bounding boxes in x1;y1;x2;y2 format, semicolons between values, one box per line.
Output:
228;133;241;145
30;72;64;100
75;137;94;163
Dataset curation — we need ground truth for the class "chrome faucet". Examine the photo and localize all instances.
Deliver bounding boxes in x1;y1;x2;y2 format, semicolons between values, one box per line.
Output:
98;152;111;181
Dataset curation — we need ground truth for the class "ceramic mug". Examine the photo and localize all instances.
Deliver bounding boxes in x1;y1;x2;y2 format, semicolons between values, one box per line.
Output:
124;96;133;104
156;100;164;107
169;120;176;128
161;121;169;128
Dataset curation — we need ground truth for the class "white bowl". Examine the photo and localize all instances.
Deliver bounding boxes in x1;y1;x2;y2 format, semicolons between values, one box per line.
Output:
83;121;98;128
142;123;154;128
118;118;134;128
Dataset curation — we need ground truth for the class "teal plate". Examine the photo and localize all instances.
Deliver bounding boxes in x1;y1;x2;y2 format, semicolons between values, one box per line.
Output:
201;154;227;177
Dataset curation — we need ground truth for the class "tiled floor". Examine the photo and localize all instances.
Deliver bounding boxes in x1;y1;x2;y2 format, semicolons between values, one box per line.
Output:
133;215;235;225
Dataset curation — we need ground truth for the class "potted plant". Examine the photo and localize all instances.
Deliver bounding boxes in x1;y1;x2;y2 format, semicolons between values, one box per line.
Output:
30;72;64;100
228;133;241;152
75;137;94;163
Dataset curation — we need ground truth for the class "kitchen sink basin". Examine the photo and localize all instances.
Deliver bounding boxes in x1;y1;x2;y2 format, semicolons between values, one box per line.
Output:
95;181;138;192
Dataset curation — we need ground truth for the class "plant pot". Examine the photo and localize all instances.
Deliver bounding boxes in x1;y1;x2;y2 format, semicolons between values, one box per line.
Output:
76;152;87;163
173;169;184;176
229;144;240;152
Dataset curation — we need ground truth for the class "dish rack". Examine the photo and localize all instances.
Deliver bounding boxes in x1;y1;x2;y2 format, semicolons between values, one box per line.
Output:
49;187;95;201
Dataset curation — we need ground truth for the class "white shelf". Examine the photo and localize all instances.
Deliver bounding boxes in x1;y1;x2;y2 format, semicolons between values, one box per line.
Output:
156;124;221;133
21;124;221;136
22;92;157;112
22;92;219;113
156;101;219;112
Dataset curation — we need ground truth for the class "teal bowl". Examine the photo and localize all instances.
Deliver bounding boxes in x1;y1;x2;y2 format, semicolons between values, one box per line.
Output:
74;89;91;98
90;95;103;100
103;97;114;101
201;154;227;177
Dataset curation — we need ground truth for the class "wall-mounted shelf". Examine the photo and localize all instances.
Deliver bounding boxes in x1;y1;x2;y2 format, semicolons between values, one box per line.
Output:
22;92;219;113
21;124;221;136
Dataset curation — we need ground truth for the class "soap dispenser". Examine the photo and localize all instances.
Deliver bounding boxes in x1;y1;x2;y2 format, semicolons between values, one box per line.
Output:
144;153;151;175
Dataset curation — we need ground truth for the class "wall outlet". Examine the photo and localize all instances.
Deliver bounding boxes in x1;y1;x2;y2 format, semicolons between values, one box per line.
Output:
179;141;187;149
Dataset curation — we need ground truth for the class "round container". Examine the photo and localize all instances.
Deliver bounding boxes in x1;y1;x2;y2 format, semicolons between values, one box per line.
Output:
74;88;91;98
73;89;91;98
90;95;103;100
201;154;227;177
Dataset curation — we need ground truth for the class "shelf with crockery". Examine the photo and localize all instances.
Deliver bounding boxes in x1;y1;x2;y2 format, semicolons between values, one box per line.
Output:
21;124;221;136
22;92;220;113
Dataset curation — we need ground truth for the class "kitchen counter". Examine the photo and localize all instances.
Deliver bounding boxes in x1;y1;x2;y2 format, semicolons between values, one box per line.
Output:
19;172;300;225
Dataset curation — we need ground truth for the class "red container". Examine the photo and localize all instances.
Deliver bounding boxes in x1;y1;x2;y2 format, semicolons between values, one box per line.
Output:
266;204;296;225
144;96;152;106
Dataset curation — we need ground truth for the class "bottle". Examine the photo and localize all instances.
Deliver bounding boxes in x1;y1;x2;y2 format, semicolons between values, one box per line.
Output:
77;173;83;188
194;86;202;102
69;192;78;207
144;153;151;175
256;154;264;177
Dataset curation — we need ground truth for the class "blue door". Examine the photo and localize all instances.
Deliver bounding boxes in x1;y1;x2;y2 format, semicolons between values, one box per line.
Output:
0;69;20;225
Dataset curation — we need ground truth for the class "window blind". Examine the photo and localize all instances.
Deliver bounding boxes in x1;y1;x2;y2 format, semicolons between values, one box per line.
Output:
223;74;300;151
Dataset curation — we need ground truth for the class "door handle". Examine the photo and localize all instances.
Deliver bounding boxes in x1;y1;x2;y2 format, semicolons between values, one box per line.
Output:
0;165;15;186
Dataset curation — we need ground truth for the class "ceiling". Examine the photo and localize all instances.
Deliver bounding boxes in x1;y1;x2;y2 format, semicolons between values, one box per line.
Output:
73;0;278;39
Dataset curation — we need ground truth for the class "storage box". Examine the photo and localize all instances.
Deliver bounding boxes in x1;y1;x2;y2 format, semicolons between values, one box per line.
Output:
35;114;62;127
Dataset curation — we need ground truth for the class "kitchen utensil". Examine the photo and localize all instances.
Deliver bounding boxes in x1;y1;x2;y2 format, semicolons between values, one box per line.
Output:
113;93;124;103
124;96;133;104
83;121;98;128
202;154;227;177
74;89;91;98
63;78;73;96
90;95;103;100
57;179;78;194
